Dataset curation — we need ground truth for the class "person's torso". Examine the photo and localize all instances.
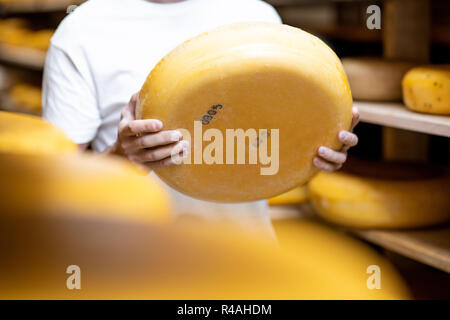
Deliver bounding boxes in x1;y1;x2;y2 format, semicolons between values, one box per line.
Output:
50;0;281;237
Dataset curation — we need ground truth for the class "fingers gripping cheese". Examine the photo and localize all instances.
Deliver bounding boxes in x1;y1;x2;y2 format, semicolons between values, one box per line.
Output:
138;23;353;202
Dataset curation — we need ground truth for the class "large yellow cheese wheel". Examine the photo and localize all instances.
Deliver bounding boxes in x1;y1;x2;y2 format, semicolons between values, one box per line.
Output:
0;209;409;299
342;57;416;101
309;160;450;229
0;153;172;223
402;65;450;115
0;111;77;154
274;219;411;299
268;185;308;205
138;22;352;202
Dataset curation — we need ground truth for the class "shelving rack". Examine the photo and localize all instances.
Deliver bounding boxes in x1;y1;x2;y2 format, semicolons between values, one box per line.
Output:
0;0;84;14
0;44;46;70
268;0;450;281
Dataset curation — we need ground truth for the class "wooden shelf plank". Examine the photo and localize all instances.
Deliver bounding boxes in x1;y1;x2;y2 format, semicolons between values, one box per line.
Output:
0;0;85;14
351;227;450;273
0;44;46;70
355;101;450;138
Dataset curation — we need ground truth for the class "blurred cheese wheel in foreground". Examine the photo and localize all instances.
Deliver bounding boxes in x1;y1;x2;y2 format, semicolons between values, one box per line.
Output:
0;211;409;299
273;219;411;299
402;65;450;115
0;111;77;154
268;185;308;205
138;22;352;202
309;160;450;229
342;57;415;101
0;153;171;223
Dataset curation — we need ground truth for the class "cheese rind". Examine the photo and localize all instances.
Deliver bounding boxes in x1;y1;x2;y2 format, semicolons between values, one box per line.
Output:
0;153;172;223
309;161;450;229
402;65;450;115
138;22;352;202
342;57;415;101
0;111;77;155
268;185;308;205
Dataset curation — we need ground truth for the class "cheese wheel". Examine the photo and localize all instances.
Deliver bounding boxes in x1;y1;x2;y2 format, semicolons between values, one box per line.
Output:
0;153;172;224
268;185;308;205
0;208;409;299
138;22;352;202
309;160;450;229
402;65;450;115
0;111;77;155
274;219;411;299
9;83;42;113
342;57;416;101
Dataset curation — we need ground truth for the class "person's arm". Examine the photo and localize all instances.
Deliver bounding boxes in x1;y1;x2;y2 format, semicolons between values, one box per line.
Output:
106;93;189;170
43;44;102;146
313;107;360;172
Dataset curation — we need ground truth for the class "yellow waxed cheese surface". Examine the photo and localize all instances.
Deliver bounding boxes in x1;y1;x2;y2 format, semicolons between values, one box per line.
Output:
273;219;411;299
138;22;353;202
0;153;172;224
309;160;450;229
342;57;416;101
0;214;410;299
0;111;77;155
402;65;450;115
268;185;308;205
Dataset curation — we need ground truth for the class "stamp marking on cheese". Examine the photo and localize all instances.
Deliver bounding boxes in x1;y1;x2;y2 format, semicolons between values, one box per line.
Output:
201;104;223;125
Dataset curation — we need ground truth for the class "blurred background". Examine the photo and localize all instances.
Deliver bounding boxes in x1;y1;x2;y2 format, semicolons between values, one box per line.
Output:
0;0;449;300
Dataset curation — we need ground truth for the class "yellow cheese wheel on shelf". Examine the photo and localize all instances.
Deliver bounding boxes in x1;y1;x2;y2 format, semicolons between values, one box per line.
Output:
0;153;172;224
274;219;411;299
138;22;352;202
268;185;308;205
9;83;42;113
342;57;416;101
0;111;77;155
402;65;450;115
0;192;409;299
309;160;450;229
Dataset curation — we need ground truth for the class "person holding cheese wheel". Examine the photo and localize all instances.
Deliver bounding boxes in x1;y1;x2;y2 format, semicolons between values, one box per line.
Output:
43;0;359;237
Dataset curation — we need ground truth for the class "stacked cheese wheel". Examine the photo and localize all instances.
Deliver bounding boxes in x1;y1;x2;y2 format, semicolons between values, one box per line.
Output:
268;185;309;205
138;22;353;202
0;196;410;299
402;65;450;115
309;160;450;229
9;83;43;114
0;111;77;155
342;57;415;101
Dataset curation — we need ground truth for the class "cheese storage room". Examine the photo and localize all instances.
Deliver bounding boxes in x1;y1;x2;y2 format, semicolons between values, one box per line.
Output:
0;0;449;306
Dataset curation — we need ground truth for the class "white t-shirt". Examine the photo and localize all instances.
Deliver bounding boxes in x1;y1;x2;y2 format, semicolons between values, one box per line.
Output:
42;0;282;237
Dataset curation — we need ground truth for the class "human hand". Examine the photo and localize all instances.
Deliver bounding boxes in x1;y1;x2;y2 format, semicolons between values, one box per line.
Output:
110;93;189;170
313;107;360;172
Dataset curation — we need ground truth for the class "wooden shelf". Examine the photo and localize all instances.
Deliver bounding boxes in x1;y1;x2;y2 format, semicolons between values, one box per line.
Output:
351;226;450;273
355;101;450;138
0;0;85;14
0;44;45;70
